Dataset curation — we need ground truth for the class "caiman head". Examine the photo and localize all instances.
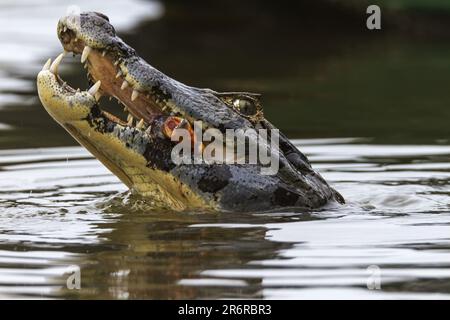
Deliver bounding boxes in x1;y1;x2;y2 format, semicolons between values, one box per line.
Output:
37;11;344;212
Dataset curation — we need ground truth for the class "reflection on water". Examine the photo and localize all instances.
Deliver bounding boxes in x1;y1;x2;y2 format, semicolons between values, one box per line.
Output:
0;139;449;299
0;0;449;299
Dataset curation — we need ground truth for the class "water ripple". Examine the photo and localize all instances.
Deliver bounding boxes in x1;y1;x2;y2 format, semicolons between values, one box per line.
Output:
0;138;449;299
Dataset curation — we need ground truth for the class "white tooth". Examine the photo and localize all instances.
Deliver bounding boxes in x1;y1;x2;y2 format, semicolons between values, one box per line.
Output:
76;88;80;93
121;80;129;90
131;90;139;101
178;119;189;129
81;46;92;63
94;92;102;101
42;58;52;71
123;106;128;112
102;51;106;57
114;60;119;66
74;37;78;43
127;114;133;122
136;119;145;129
127;115;134;126
49;52;65;74
116;70;122;79
88;80;101;96
63;26;67;32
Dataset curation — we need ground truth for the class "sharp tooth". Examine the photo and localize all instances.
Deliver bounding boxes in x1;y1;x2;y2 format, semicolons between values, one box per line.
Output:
127;114;133;122
49;52;65;74
88;80;101;96
102;51;106;57
81;46;92;63
42;58;52;71
127;115;134;126
109;96;112;101
76;88;80;93
94;92;102;101
114;60;119;66
123;106;128;112
177;119;189;129
116;70;122;79
74;38;78;43
63;26;67;32
121;80;129;90
131;90;139;101
136;119;145;129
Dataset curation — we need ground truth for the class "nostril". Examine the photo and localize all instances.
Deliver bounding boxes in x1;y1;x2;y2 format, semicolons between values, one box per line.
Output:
58;27;76;46
61;32;71;44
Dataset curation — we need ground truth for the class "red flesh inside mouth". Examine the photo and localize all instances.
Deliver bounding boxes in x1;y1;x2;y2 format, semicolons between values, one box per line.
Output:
59;28;164;129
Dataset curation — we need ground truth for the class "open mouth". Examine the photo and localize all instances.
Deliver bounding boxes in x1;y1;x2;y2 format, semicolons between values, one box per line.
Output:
53;23;169;131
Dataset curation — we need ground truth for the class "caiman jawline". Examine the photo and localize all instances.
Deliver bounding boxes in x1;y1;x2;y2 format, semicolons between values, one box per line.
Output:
57;24;169;132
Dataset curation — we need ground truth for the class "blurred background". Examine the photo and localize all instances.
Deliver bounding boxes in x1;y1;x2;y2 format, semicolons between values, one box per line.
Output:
0;0;450;300
1;0;449;150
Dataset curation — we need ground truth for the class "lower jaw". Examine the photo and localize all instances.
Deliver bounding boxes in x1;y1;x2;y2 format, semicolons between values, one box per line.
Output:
65;120;213;211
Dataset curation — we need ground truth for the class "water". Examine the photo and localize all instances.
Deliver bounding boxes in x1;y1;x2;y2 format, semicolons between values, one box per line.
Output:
0;140;449;299
0;1;449;299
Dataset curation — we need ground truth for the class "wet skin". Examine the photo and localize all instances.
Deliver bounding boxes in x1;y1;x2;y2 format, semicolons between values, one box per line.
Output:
36;12;344;212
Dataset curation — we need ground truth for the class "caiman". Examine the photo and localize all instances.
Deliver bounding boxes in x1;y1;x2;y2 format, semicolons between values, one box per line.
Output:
36;12;344;212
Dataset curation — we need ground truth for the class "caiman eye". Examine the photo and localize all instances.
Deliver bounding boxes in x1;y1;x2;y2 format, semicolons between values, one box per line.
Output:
233;98;257;116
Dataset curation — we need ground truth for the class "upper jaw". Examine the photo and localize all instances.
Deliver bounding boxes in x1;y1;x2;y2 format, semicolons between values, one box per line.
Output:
56;12;226;132
57;15;167;129
54;12;258;136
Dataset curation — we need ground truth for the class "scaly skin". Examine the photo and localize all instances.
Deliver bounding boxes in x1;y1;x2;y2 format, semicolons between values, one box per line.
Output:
36;12;344;212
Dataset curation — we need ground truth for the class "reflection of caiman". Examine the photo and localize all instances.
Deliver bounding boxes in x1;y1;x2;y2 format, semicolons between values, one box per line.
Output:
36;12;344;212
